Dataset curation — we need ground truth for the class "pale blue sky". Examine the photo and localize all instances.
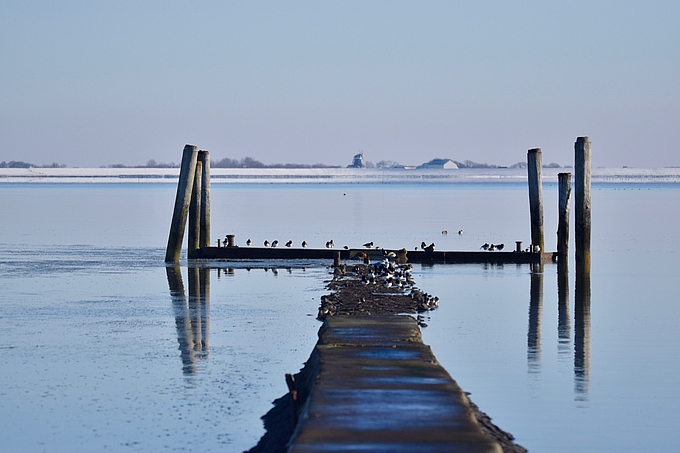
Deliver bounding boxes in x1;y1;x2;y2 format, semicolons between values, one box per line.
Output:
2;1;678;167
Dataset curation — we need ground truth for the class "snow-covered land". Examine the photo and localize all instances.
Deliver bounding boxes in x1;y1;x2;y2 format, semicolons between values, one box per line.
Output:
1;166;680;183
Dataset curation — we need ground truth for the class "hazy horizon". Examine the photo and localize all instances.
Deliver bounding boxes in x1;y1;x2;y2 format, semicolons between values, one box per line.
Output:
2;1;679;168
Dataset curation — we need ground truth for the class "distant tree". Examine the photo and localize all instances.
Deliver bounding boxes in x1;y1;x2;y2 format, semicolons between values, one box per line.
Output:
454;160;497;169
241;157;266;168
212;157;241;168
364;161;375;168
41;162;66;168
376;160;402;168
510;162;527;169
543;162;562;168
3;160;35;168
145;159;176;168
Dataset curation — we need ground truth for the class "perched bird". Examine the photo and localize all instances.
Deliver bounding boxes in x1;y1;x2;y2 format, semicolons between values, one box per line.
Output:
264;240;270;247
489;244;496;251
458;229;463;235
326;240;334;248
344;245;349;250
442;230;448;235
246;238;252;246
480;243;490;250
301;241;307;248
424;243;435;253
271;240;278;247
496;243;505;251
285;240;293;247
363;241;373;248
421;241;427;250
533;244;541;253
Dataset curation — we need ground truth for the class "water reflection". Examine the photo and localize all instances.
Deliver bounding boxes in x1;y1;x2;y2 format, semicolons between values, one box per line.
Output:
166;266;210;375
574;270;591;401
557;261;571;359
527;264;543;373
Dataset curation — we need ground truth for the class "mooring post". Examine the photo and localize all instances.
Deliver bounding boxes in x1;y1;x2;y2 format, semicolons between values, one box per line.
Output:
199;150;211;250
188;160;203;259
557;172;572;264
165;145;199;263
575;137;591;274
527;148;544;253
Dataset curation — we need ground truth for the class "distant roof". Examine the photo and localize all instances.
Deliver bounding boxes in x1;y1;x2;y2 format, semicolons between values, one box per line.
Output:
427;158;453;165
419;158;458;169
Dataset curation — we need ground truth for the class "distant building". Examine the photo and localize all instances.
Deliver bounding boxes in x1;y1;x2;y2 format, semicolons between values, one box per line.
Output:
348;152;366;168
419;158;459;169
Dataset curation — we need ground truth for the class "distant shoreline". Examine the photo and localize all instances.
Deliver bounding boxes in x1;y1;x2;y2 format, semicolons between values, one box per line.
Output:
1;167;680;184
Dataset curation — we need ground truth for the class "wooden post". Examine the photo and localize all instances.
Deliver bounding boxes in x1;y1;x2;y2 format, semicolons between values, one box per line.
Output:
527;148;544;253
557;173;572;263
188;160;202;259
199;151;211;250
575;137;592;273
165;145;199;263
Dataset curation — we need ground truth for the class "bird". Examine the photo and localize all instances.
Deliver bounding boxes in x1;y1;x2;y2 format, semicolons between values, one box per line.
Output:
271;240;278;247
344;245;349;250
442;230;448;235
480;243;490;250
424;243;435;253
246;238;252;246
533;244;541;253
421;241;427;250
326;240;334;248
363;241;373;248
458;229;463;235
301;241;307;248
285;240;293;247
264;240;270;247
496;243;505;251
489;244;496;251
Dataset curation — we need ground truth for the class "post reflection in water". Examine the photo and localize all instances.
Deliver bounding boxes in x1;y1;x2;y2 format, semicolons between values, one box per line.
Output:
527;263;543;373
574;270;591;400
557;260;571;358
166;266;211;376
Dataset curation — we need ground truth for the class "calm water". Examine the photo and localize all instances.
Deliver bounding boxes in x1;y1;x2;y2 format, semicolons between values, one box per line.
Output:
1;182;679;452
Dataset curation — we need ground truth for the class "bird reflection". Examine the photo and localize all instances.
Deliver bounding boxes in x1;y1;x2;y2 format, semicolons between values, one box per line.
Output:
166;266;210;376
527;263;543;373
574;270;591;401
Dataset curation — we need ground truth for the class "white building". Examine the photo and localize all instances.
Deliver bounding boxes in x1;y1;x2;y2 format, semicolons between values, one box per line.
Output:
419;158;459;169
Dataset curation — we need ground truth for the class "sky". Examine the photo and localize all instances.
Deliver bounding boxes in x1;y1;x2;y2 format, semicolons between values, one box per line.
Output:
2;1;679;168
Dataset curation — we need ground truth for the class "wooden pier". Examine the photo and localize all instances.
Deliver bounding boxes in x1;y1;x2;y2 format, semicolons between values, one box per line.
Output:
287;315;503;453
197;245;556;265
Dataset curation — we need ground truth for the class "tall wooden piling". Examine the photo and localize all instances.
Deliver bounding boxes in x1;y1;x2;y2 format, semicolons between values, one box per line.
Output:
575;137;592;273
557;172;572;263
199;151;211;250
527;148;544;253
188;160;203;259
165;145;199;263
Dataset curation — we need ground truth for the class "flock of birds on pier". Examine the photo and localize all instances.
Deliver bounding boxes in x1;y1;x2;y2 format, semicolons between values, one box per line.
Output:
227;235;517;253
318;259;440;320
